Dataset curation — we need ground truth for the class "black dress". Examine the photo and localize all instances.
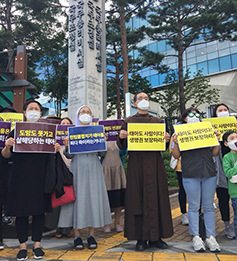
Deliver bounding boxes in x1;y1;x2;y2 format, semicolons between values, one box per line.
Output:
5;130;55;217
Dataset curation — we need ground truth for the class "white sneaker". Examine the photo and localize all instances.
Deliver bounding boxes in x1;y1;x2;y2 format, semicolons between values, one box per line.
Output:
192;235;206;252
181;213;189;225
103;225;111;233
225;225;235;239
205;236;221;252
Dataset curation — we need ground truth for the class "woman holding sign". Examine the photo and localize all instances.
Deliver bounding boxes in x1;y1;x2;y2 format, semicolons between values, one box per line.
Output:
172;107;221;253
1;100;55;261
212;103;235;240
63;105;111;250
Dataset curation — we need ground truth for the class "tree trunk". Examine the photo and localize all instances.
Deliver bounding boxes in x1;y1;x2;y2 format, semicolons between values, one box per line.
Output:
119;5;129;116
177;11;185;113
114;45;121;118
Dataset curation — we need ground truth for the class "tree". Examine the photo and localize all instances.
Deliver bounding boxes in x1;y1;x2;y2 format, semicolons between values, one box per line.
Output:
154;69;220;131
145;0;237;114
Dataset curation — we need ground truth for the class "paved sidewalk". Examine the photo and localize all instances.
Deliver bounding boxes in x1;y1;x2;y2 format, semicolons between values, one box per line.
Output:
0;192;236;260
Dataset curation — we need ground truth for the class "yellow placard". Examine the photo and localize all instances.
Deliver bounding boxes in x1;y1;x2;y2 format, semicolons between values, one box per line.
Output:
0;112;24;130
127;123;165;151
203;116;237;141
174;121;219;151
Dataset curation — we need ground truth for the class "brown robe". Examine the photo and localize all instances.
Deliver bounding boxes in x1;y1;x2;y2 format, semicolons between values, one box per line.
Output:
117;113;173;241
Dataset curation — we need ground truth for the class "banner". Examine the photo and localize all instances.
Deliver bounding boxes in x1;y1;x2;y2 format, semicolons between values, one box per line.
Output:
203;116;237;141
127;123;166;151
39;118;61;124
92;118;99;125
13;122;57;153
0;122;11;148
68;125;106;154
0;112;23;130
99;119;123;142
56;124;74;145
174;122;219;151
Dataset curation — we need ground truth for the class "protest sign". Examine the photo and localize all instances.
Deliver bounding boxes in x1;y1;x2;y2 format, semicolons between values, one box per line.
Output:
127;123;165;151
92;118;99;125
68;125;106;154
39;118;61;124
14;122;56;153
0;122;11;148
56;124;74;145
174;121;219;151
99;119;123;141
203;116;237;141
0;112;23;130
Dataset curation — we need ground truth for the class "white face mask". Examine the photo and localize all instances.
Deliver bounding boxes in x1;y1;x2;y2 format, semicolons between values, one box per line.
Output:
217;111;229;117
26;110;41;122
137;99;149;111
79;113;91;124
228;139;237;151
186;116;200;123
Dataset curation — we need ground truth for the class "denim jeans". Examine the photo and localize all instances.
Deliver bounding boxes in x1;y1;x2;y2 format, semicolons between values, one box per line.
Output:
183;176;216;237
231;197;237;242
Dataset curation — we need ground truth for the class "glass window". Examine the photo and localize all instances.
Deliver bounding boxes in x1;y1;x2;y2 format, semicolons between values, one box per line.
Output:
197;54;207;63
186;50;196;58
230;45;237;54
166;41;172;51
231;53;237;68
187;57;196;65
187;64;197;76
196;42;206;49
140;18;147;27
207;43;218;53
219;48;230;57
169;63;178;70
208;58;220;74
197;61;208;75
207;51;218;60
220;55;231;71
159;73;167;85
196;48;206;56
132;16;139;29
149;42;157;52
133;49;139;59
150;74;158;87
141;69;150;77
158;40;166;52
218;41;230;50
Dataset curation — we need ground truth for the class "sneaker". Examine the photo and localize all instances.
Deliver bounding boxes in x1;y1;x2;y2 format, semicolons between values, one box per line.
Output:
103;225;111;233
205;236;221;252
74;237;84;250
0;241;4;250
225;225;235;240
192;235;206;252
115;224;123;232
17;249;28;261
87;235;97;249
181;213;189;226
33;248;45;259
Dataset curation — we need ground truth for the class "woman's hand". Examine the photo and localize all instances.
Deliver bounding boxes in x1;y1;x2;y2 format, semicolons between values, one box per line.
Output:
172;134;179;145
104;132;108;141
5;137;15;149
164;132;170;143
63;137;69;148
119;130;128;139
214;130;221;141
54;143;60;152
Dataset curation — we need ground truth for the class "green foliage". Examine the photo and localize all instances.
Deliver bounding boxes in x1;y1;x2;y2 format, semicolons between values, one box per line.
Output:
162;149;178;188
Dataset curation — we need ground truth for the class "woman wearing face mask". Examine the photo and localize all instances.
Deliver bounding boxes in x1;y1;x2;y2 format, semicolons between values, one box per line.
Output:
212;103;235;240
1;100;56;261
172;107;221;253
63;105;111;250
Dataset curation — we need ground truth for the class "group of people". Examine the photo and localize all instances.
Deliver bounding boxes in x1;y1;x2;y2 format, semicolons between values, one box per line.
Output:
0;92;237;260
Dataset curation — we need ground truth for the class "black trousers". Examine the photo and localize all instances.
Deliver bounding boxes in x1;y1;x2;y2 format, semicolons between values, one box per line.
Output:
15;214;45;244
176;171;187;214
216;187;230;222
0;206;3;242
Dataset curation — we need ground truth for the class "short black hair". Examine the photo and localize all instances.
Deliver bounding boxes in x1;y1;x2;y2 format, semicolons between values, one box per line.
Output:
222;130;235;143
180;107;201;123
60;117;73;124
213;103;229;117
133;91;150;103
23;100;42;111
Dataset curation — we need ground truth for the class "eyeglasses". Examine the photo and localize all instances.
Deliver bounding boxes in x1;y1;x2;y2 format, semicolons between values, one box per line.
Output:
136;96;149;101
79;110;91;115
188;112;200;118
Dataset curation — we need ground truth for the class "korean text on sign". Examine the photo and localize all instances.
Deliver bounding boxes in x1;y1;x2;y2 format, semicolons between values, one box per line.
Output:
99;119;123;142
203;116;237;141
0;121;11;148
173;121;219;151
68;125;106;154
128;123;166;151
56;124;74;145
13;122;57;153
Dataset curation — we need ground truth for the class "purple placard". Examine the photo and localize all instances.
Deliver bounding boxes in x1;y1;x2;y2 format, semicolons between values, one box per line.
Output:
0;122;12;148
13;122;57;153
99;119;123;141
92;118;99;125
38;118;61;124
56;124;74;145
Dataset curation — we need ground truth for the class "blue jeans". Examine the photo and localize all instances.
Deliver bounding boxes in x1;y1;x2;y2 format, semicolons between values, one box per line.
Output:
183;176;216;237
231;197;237;242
